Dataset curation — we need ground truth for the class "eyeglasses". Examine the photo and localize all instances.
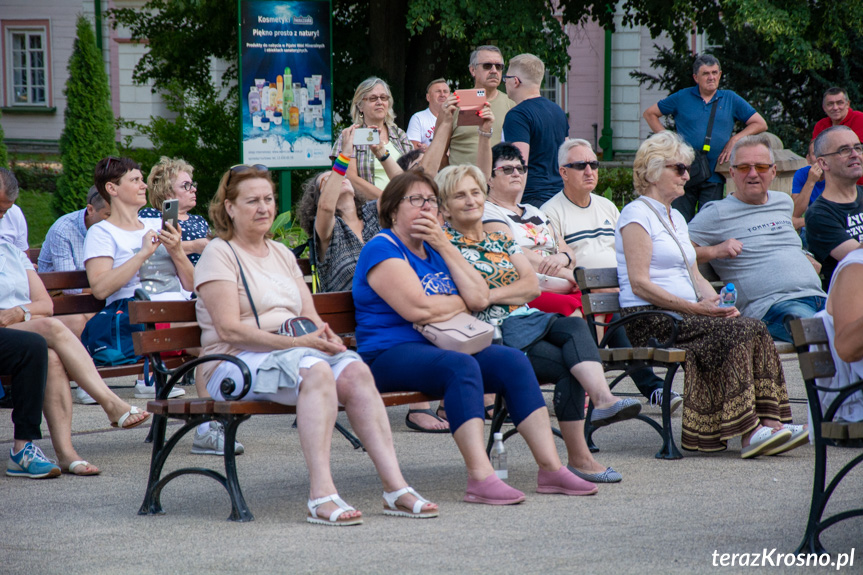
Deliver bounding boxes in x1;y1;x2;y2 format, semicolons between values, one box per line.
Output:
665;163;691;176
226;164;268;187
820;144;863;159
731;163;774;174
363;95;389;103
502;75;520;83
479;63;504;71
402;195;440;209
494;165;528;175
179;181;198;191
563;161;599;171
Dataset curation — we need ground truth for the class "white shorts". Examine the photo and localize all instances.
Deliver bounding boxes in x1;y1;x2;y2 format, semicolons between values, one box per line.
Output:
206;350;357;406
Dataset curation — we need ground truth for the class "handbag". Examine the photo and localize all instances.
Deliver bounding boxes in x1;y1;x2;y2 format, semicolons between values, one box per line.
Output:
684;99;718;190
81;297;146;366
376;232;494;354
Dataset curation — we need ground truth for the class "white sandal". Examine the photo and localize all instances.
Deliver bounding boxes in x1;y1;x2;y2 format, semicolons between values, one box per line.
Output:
306;494;363;526
382;486;439;518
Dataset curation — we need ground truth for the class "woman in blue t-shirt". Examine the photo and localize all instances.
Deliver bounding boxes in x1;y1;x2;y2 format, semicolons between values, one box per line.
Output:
353;170;597;505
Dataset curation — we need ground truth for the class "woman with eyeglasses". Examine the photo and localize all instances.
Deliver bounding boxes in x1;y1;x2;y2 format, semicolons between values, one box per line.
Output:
331;77;413;200
193;164;438;525
353;170;598;504
141;157;210;265
483;143;584;318
616;131;806;459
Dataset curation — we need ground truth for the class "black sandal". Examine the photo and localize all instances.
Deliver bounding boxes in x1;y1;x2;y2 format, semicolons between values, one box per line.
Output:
405;408;450;434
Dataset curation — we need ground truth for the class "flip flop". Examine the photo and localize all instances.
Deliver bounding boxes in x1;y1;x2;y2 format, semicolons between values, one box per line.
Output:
111;406;152;429
405;408;450;434
436;405;448;422
62;460;101;476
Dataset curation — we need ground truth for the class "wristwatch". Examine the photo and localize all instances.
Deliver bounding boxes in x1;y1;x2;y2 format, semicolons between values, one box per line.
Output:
19;305;31;322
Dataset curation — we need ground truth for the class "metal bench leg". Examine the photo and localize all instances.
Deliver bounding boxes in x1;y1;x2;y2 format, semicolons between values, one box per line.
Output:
139;413;170;515
655;364;683;460
335;422;364;450
222;414;254;522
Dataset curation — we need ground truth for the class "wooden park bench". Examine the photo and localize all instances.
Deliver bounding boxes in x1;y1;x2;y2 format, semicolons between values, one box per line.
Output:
789;317;863;554
130;291;434;522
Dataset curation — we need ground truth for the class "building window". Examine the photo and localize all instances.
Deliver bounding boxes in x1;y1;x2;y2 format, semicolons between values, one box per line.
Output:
3;22;51;107
541;71;562;107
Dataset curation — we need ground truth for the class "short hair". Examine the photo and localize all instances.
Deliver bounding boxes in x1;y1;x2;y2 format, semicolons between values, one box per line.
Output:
692;54;721;75
426;78;448;93
814;125;854;158
491;142;525;173
469;45;503;68
94;157;140;205
729;134;775;165
86;185;107;209
557;139;594;168
296;171;365;238
397;149;423;171
0;167;20;201
378;170;439;229
146;156;194;211
823;87;849;103
435;164;487;211
208;165;274;240
508;53;544;85
351;77;396;126
632;132;695;195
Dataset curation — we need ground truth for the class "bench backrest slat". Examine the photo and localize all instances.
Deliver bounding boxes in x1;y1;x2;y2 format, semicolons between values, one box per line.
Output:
39;270;90;291
790;317;829;347
129;300;198;324
575;267;619;291
797;350;837;381
583;292;621;316
313;291;356;334
133;325;202;355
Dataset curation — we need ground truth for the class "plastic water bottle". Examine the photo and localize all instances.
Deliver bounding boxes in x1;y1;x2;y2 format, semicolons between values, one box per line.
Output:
719;283;737;308
491;432;508;479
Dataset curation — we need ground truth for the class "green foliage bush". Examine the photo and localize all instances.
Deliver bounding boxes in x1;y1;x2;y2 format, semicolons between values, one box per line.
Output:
54;16;117;216
11;161;61;195
597;166;636;210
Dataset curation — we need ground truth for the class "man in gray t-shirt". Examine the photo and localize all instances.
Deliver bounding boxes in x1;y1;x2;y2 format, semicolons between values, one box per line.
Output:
689;135;825;342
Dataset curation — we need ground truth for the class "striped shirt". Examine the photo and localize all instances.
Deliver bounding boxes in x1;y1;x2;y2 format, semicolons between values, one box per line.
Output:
541;191;619;270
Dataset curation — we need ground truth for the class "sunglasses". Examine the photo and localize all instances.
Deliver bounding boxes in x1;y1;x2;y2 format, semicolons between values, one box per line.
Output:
494;165;528;175
665;163;691;176
562;161;599;171
479;62;504;71
731;163;774;173
226;164;268;187
179;181;198;191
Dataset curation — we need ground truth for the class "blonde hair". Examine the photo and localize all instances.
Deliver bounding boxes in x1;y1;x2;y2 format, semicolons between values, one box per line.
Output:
632;132;695;195
208;166;274;240
508;54;544;86
146;156;194;210
435;165;488;211
350;77;396;126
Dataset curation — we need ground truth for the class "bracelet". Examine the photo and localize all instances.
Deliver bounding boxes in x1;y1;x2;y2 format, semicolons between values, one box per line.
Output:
477;127;493;138
562;252;572;267
332;153;350;176
377;152;391;163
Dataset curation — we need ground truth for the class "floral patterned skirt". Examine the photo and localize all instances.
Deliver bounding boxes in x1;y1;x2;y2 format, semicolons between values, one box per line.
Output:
621;306;792;452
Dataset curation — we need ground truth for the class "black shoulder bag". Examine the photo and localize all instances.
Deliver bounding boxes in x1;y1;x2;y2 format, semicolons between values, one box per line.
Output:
685;98;718;190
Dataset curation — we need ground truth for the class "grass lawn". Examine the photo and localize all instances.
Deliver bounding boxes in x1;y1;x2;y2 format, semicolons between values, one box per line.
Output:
17;189;55;247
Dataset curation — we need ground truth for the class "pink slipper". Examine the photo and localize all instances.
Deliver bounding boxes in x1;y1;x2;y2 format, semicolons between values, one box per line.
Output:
537;466;598;496
464;474;525;505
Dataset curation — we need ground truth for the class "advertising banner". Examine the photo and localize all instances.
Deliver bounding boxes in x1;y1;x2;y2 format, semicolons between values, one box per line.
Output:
239;1;332;168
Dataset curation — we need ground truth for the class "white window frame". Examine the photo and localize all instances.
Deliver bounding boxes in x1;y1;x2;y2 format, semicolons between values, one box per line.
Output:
3;21;51;108
540;70;563;108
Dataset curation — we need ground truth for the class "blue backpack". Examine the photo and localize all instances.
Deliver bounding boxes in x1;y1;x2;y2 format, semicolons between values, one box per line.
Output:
81;297;146;366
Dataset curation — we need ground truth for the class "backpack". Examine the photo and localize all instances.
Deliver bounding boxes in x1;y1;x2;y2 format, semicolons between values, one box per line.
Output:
81;297;146;366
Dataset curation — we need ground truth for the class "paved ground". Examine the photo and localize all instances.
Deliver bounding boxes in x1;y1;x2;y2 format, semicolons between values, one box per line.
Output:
1;355;860;574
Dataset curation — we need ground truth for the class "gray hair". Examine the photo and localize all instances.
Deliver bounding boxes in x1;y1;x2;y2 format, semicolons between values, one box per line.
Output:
693;54;721;76
814;125;854;158
469;45;503;68
86;185;107;209
633;131;695;195
350;77;396;126
730;134;775;165
823;86;849;104
0;167;20;201
557;139;594;168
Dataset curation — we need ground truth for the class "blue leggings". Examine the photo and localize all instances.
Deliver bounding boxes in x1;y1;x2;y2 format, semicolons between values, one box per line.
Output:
369;342;546;433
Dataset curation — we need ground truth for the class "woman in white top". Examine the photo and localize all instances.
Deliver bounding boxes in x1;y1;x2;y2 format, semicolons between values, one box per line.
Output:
615;131;805;459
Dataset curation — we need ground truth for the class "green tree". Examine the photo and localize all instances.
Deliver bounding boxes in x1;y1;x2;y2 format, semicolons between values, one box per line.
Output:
54;15;117;216
0;108;8;169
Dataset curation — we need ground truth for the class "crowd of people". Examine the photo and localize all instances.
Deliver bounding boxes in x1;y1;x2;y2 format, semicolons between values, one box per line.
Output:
2;47;862;526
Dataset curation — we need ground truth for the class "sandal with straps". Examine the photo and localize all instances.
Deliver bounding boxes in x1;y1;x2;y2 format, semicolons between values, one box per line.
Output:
382;486;439;519
306;494;363;526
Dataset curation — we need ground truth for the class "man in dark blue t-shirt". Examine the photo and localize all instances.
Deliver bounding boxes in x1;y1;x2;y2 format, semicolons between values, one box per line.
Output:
643;54;767;221
502;53;569;208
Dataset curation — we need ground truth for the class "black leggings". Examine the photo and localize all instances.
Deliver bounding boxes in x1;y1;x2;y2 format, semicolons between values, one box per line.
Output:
0;328;48;440
524;316;601;422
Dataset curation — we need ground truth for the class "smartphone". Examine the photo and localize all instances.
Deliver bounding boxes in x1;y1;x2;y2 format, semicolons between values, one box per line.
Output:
455;89;487;126
162;199;179;231
353;127;380;146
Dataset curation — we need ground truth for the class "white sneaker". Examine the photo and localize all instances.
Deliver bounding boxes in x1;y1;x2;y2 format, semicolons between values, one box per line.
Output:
191;421;245;456
649;389;683;415
73;387;98;405
134;380;185;399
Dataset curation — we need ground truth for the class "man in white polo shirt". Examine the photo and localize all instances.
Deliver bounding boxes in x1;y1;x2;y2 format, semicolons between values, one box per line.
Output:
543;139;680;412
406;78;450;152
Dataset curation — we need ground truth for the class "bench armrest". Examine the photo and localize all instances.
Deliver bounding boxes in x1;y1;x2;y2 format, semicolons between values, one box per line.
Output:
156;353;253;401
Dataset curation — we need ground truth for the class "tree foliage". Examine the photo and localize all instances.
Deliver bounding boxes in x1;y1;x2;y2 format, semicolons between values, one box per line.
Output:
54;16;117;216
